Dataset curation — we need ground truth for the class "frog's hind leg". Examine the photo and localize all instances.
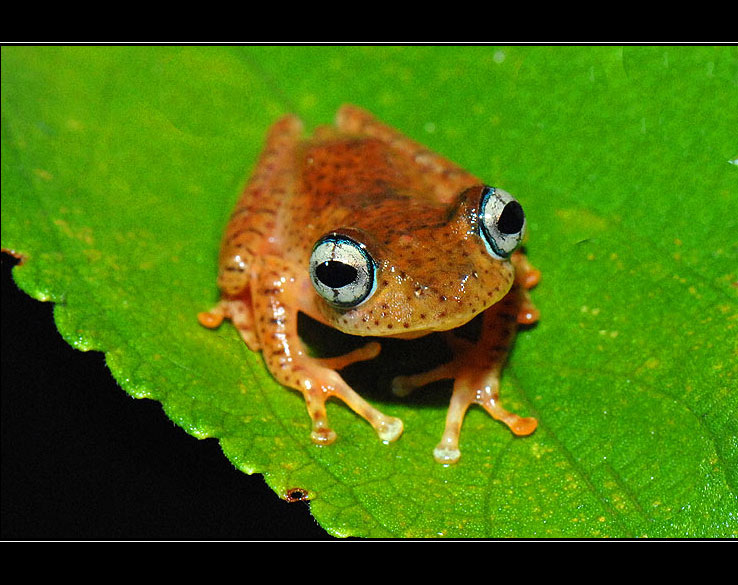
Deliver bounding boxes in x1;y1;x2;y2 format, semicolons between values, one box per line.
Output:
335;104;480;204
217;113;304;297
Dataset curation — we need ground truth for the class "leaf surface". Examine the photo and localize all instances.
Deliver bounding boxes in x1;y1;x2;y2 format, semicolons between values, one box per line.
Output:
2;45;737;537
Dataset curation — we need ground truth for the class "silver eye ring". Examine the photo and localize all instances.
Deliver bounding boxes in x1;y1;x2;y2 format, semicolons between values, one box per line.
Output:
309;233;377;308
479;186;526;259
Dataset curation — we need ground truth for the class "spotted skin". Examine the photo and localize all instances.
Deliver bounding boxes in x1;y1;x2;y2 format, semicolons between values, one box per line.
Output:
199;105;539;463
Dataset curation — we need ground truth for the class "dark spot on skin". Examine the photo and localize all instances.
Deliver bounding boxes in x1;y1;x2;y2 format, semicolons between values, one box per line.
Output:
284;488;309;503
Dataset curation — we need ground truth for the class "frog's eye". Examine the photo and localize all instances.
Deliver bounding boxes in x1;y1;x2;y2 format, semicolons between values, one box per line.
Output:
309;234;377;308
479;186;526;260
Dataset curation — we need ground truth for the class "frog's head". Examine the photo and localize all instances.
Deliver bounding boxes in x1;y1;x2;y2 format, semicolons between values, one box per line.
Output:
308;185;527;337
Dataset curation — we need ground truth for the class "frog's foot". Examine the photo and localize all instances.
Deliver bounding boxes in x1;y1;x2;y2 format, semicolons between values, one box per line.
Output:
299;366;403;445
297;341;389;442
391;334;536;464
433;377;537;464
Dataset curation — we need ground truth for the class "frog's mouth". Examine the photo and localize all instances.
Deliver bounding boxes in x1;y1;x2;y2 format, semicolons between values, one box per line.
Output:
382;329;437;340
376;310;483;340
344;295;499;340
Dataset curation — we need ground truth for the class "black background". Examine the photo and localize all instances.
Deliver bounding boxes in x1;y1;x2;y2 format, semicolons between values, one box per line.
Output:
1;253;331;540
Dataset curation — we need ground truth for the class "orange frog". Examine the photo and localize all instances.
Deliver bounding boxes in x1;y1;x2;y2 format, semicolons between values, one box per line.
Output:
199;105;540;464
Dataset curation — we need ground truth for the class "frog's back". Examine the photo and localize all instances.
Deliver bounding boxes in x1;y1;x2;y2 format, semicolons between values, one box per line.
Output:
296;136;431;213
217;106;480;297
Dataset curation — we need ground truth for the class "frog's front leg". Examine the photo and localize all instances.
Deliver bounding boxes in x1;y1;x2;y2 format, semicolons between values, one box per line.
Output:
250;256;403;446
393;285;537;464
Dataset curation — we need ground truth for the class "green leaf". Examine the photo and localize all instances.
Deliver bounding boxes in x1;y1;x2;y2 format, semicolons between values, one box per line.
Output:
2;45;737;538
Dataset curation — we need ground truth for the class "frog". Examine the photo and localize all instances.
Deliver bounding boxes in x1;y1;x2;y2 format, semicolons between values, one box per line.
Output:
198;105;540;464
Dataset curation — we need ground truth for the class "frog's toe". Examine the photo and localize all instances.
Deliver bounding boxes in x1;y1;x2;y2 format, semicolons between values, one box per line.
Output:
433;444;461;465
480;398;538;437
516;291;540;325
375;416;403;442
310;425;337;445
510;416;538;436
197;304;225;329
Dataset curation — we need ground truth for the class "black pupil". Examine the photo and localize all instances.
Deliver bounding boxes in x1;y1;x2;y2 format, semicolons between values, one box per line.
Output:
497;201;524;234
316;261;358;288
